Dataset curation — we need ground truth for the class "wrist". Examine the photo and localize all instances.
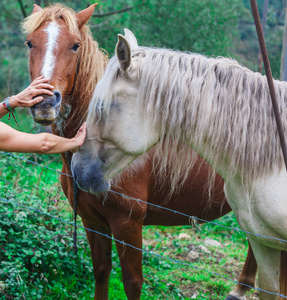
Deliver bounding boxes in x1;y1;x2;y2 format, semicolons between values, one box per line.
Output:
9;96;18;109
2;97;15;111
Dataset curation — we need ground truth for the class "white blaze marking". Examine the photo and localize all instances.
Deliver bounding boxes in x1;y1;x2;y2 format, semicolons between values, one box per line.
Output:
42;22;60;78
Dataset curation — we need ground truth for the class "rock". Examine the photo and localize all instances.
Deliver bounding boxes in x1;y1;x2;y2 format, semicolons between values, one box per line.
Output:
187;250;199;261
198;244;211;253
191;291;199;298
204;238;222;247
178;233;191;240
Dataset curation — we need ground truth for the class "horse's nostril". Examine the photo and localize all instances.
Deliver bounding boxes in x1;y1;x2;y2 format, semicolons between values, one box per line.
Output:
53;90;62;104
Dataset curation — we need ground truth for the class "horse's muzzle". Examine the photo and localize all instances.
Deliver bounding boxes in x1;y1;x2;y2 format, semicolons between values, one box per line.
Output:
71;153;111;194
30;90;62;126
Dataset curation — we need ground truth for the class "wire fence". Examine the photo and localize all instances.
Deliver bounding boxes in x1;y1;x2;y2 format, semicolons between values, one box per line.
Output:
1;150;287;299
2;151;287;245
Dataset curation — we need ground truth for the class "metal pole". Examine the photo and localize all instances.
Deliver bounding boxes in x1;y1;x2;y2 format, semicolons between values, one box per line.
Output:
250;0;287;171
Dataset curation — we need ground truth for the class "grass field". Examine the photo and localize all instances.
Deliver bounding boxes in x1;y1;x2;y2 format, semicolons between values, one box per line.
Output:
0;110;259;299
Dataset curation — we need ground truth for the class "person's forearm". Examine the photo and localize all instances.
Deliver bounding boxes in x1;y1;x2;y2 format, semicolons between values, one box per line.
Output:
0;121;86;154
0;108;8;118
36;133;79;154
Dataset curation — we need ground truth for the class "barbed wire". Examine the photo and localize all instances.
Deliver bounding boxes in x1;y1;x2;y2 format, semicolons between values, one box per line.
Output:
2;151;287;245
1;195;286;298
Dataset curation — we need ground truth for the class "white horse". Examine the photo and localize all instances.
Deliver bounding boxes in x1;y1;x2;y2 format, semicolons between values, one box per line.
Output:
72;29;287;299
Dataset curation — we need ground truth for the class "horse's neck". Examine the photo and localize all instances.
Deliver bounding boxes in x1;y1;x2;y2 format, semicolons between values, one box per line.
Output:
53;96;85;138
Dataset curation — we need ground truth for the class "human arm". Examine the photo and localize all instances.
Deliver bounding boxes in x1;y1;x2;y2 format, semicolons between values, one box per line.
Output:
0;122;86;154
0;76;54;119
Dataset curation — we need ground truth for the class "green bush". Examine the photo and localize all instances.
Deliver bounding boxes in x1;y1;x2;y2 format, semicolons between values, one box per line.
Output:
0;154;94;299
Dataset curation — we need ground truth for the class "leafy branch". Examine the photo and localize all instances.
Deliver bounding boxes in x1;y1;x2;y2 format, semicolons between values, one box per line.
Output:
17;0;27;18
92;0;148;18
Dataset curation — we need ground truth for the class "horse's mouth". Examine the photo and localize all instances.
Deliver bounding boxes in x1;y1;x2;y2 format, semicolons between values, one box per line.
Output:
30;104;61;126
33;118;56;126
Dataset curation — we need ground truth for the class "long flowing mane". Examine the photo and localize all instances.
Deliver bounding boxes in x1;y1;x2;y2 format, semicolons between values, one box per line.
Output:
90;46;287;187
21;4;108;132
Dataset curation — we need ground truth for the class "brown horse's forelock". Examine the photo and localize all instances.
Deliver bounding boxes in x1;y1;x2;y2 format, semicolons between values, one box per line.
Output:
21;4;79;35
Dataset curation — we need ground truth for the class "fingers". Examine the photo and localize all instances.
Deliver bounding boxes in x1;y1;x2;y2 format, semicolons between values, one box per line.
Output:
30;77;54;93
79;122;87;135
11;76;56;109
31;88;54;97
78;122;87;132
40;83;54;90
31;82;54;90
31;82;54;92
30;76;50;85
27;96;44;107
15;96;44;108
75;122;87;142
23;81;54;100
70;123;87;153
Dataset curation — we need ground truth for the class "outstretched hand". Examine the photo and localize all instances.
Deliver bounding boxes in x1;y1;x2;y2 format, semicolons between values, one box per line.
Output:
70;122;87;153
9;76;54;108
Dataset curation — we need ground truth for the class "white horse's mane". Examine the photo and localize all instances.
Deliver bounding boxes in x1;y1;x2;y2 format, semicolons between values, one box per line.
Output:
89;46;287;188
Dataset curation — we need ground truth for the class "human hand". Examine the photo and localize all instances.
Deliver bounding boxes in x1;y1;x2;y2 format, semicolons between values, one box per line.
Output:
9;76;54;108
70;122;87;153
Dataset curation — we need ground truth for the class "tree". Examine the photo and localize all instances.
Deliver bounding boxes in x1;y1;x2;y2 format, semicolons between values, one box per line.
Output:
0;0;284;97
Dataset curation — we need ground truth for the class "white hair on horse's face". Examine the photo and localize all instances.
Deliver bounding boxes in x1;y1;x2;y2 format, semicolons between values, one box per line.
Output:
42;22;60;78
88;55;120;122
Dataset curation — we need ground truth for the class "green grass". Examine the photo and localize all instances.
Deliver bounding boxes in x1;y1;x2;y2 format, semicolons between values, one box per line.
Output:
1;108;35;132
0;110;259;299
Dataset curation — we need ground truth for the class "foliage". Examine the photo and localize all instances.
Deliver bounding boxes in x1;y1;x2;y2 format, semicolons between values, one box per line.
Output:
0;151;95;299
129;0;243;56
2;0;285;97
236;0;285;76
0;1;28;97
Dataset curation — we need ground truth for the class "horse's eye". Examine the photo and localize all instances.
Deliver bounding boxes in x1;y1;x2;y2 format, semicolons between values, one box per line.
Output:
71;43;80;52
26;40;33;49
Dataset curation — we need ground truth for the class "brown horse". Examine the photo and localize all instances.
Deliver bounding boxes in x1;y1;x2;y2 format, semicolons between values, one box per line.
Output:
21;4;257;300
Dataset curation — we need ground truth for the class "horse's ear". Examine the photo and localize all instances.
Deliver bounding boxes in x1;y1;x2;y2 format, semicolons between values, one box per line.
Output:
124;29;138;50
76;3;98;30
116;34;131;71
32;4;43;13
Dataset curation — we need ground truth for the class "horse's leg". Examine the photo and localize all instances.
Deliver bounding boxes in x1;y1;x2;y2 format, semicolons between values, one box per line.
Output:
223;180;285;300
111;220;143;300
248;238;280;300
82;219;112;300
225;241;257;300
280;250;287;298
